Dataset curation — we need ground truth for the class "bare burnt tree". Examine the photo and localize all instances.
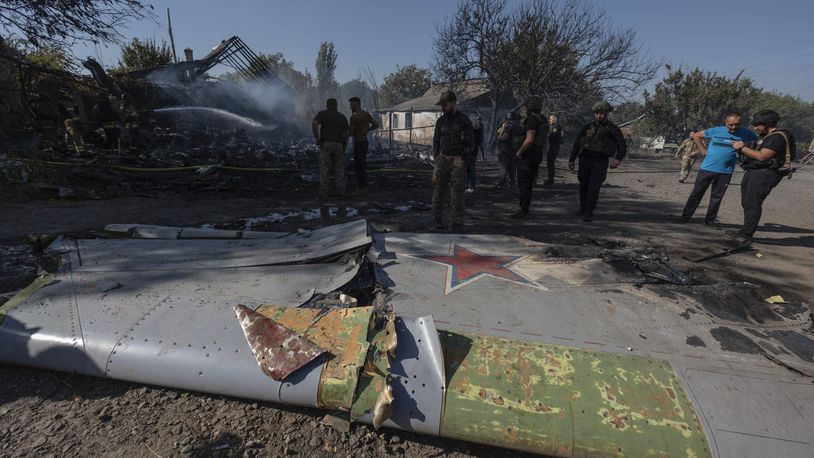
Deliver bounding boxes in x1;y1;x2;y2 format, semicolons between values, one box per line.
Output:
0;0;150;47
432;0;511;138
507;0;658;117
433;0;658;127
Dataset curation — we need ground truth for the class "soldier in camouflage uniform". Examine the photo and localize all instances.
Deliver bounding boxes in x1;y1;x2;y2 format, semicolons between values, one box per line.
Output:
568;101;627;222
312;98;350;199
432;91;475;230
677;129;705;183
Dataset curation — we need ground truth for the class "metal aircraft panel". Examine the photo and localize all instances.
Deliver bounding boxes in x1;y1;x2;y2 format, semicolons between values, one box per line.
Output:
75;219;370;270
677;365;813;457
105;293;284;402
377;231;814;458
352;315;446;435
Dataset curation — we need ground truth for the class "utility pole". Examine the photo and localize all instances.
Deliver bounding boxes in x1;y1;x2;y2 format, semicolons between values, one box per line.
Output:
167;8;178;64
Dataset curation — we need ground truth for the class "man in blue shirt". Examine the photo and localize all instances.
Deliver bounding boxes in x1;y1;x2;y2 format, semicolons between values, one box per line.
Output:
679;113;757;225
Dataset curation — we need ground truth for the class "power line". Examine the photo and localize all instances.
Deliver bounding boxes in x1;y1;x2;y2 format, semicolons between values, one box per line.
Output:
786;83;814;93
713;49;814;73
683;38;814;64
747;62;814;78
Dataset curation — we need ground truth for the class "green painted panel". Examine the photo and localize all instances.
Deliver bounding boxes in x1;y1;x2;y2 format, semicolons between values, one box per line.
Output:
440;331;710;458
256;305;373;411
350;319;390;421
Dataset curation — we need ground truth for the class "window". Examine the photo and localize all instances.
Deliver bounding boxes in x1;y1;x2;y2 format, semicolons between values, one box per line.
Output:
392;113;399;129
405;112;412;130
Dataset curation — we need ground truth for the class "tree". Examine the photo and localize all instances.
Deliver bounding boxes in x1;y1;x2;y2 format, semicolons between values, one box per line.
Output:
379;65;432;108
612;101;645;125
752;91;814;151
18;42;75;72
432;0;657;138
339;79;376;114
0;0;150;47
257;52;313;94
114;38;172;73
315;41;338;100
433;0;512;135
641;66;760;138
505;0;657;115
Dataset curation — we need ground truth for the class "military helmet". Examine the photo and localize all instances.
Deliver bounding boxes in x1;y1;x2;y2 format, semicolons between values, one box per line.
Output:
523;95;543;112
751;109;780;126
436;90;457;105
592;100;613;113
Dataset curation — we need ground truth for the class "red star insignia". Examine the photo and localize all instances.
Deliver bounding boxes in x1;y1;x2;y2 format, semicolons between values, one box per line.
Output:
408;244;546;295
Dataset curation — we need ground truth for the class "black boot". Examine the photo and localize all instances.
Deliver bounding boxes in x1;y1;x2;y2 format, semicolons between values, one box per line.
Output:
582;211;593;222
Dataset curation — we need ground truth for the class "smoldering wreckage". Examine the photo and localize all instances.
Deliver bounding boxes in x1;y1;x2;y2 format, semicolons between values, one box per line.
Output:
1;35;429;200
1;37;814;458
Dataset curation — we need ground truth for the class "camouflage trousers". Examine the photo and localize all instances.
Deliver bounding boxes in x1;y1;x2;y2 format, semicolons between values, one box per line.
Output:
680;150;704;181
320;141;346;199
432;154;466;225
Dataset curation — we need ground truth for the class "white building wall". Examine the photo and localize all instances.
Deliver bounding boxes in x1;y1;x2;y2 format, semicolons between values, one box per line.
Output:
375;110;441;146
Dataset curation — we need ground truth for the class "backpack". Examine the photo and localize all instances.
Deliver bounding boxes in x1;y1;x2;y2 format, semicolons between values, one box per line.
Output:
766;130;796;179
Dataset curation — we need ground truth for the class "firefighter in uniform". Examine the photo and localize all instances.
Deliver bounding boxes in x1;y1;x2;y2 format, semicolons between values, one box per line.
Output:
512;96;548;218
730;110;796;243
568;101;627;222
432;91;475;230
59;92;85;154
121;94;141;150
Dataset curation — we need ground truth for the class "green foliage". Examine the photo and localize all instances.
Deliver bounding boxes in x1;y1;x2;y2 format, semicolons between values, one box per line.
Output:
315;41;338;98
14;41;76;72
259;52;313;94
339;79;376;113
379;65;432;108
114;37;172;73
613;101;646;124
641;66;760;138
641;66;814;148
752;91;814;150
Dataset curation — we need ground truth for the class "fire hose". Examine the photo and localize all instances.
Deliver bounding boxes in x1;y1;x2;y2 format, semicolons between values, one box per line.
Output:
6;158;432;174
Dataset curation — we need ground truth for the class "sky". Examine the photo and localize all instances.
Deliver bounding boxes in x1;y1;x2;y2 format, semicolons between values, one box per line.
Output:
71;0;814;101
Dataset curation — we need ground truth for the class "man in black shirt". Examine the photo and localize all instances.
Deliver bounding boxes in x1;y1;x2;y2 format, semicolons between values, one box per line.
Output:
496;112;523;190
730;109;795;242
312;98;349;199
432;91;475;230
511;96;548;219
568;101;627;222
544;114;562;185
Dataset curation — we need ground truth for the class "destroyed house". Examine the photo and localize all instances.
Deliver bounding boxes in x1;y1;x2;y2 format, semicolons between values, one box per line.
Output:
377;79;506;147
86;36;300;130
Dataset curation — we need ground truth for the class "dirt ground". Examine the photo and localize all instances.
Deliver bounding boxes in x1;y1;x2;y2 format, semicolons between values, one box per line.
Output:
1;150;812;457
